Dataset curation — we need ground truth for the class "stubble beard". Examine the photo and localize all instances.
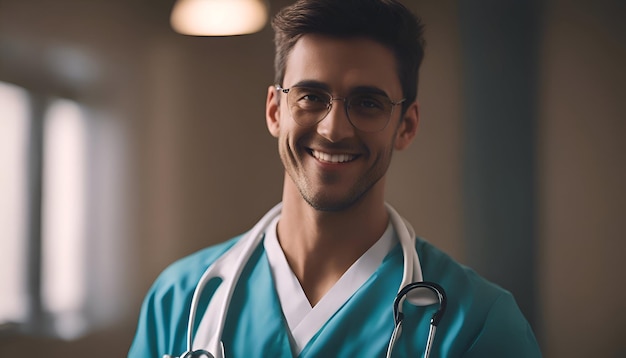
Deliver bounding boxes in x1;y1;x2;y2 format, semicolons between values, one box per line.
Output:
280;140;394;213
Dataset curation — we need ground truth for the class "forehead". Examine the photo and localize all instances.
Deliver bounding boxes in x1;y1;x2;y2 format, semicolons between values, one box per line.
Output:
283;34;401;96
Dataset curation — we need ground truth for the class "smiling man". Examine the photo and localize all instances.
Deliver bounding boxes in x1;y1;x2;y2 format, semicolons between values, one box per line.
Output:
266;33;419;307
129;1;541;357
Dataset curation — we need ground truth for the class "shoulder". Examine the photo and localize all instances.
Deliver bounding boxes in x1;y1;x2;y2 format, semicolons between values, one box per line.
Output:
415;237;520;315
414;238;541;357
129;235;245;356
415;237;507;305
150;235;242;298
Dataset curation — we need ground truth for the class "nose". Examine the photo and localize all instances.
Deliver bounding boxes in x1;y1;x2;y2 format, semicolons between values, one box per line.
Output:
316;98;355;143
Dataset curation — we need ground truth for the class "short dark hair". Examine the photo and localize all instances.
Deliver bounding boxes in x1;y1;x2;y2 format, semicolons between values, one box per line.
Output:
271;0;425;111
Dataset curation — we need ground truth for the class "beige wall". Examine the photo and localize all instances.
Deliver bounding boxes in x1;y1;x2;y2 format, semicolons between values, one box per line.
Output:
0;0;623;356
538;0;626;356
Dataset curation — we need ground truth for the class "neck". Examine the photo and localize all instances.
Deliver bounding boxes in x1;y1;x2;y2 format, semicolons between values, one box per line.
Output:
276;175;389;305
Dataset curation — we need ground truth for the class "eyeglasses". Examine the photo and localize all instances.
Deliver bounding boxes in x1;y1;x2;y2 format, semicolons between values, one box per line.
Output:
275;85;405;132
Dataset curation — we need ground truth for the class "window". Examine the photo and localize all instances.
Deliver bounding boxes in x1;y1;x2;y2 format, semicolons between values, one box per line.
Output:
41;98;89;338
0;81;30;327
0;81;125;339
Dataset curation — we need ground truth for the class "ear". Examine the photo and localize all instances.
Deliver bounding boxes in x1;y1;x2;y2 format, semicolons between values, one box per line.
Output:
266;85;281;138
394;101;419;150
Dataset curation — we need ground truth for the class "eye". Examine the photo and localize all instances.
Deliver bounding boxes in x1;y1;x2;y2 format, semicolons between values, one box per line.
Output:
291;87;330;110
350;94;386;110
301;93;325;103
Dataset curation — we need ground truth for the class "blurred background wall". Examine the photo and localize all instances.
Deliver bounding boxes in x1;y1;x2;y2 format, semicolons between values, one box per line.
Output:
0;0;623;357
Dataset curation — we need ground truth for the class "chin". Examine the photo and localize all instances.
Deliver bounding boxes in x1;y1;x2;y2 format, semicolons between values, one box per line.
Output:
302;190;366;213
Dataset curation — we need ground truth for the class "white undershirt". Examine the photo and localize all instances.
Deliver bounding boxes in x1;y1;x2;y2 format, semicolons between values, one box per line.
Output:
263;216;397;354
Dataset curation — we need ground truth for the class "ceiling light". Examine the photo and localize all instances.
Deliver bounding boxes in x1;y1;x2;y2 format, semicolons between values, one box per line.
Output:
170;0;269;36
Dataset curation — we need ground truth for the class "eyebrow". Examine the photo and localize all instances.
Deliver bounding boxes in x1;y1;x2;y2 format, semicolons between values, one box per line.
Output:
350;86;390;97
290;80;391;98
291;80;331;91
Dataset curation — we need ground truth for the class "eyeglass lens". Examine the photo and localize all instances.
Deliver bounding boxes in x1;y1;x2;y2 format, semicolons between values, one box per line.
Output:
286;87;397;132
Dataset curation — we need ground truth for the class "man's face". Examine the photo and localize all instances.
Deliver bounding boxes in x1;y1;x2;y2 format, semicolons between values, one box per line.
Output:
266;34;418;212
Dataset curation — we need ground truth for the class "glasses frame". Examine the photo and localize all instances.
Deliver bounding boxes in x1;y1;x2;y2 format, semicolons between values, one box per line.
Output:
275;85;406;133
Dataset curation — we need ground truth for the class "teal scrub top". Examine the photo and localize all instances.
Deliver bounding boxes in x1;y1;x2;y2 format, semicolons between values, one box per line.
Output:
129;235;541;357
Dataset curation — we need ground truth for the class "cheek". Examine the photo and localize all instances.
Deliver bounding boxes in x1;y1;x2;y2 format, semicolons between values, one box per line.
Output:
279;119;307;145
277;126;301;164
366;131;396;155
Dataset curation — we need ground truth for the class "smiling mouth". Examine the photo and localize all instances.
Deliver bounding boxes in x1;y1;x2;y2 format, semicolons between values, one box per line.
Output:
310;149;357;163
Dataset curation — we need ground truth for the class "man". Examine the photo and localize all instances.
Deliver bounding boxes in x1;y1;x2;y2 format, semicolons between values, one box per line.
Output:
129;0;541;357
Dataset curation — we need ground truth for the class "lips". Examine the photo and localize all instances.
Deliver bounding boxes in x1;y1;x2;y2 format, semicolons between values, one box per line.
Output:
310;149;357;163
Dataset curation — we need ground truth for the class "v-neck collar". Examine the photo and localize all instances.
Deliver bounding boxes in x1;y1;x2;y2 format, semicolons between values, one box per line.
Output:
263;216;396;354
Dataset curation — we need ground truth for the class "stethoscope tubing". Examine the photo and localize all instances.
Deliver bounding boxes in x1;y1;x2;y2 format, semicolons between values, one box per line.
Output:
172;203;445;358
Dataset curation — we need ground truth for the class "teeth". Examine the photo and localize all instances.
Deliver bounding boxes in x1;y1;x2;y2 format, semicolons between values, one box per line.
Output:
312;150;355;163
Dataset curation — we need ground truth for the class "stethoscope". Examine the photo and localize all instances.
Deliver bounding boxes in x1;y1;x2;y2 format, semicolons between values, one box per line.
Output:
164;203;447;358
